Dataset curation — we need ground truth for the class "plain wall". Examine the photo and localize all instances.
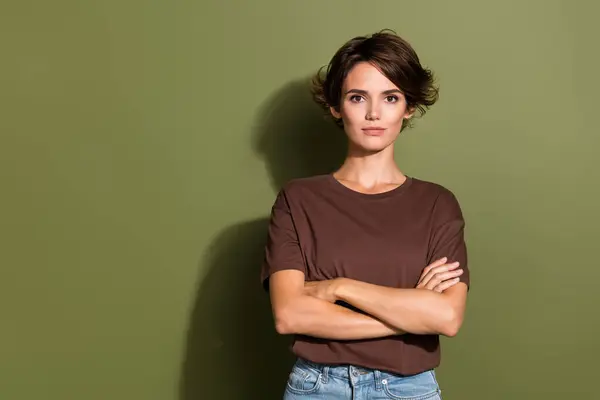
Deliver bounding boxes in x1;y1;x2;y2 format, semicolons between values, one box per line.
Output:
2;1;598;399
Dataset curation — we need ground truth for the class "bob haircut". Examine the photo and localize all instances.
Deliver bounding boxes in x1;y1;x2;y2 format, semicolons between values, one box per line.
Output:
311;29;439;131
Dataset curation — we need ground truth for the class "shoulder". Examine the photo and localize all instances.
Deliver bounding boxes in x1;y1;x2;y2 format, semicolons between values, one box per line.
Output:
268;175;330;210
410;177;464;214
278;174;331;197
410;177;457;199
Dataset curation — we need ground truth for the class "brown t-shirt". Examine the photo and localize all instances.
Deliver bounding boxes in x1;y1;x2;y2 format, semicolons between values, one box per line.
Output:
261;174;470;376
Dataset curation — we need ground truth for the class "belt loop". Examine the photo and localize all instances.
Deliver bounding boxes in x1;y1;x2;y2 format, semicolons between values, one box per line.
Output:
322;365;329;384
374;370;382;390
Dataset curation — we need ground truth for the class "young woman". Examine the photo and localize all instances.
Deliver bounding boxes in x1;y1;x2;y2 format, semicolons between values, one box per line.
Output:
261;30;470;400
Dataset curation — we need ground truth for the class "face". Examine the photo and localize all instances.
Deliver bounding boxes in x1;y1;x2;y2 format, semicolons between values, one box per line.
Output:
330;62;413;153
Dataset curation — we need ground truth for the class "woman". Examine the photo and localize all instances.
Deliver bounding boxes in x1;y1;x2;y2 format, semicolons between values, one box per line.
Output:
261;30;470;400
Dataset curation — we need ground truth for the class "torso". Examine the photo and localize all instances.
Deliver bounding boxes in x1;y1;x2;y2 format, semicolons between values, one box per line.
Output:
265;173;467;375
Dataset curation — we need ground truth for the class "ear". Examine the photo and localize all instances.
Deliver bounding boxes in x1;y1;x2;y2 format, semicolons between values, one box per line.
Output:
404;106;416;120
329;105;342;119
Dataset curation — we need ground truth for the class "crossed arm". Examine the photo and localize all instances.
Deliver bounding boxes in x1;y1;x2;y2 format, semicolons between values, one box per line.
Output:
269;257;468;340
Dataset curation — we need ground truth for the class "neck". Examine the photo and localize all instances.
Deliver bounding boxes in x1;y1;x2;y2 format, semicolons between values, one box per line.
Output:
334;143;405;187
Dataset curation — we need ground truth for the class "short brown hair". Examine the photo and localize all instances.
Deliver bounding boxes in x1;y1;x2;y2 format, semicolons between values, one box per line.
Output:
311;29;439;130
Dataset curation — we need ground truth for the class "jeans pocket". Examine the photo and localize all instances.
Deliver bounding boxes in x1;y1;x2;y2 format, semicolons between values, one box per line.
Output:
285;360;323;395
381;370;441;400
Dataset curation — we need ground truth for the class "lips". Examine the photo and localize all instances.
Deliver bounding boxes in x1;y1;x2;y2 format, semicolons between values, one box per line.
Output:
362;127;385;136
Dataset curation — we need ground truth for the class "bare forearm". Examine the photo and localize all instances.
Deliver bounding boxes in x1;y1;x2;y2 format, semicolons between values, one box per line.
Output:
335;279;460;336
275;294;403;340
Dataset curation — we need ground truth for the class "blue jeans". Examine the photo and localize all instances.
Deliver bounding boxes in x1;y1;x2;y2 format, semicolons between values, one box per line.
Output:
283;358;442;400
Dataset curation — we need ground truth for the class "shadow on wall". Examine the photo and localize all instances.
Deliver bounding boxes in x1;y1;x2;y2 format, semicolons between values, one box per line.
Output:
179;78;347;399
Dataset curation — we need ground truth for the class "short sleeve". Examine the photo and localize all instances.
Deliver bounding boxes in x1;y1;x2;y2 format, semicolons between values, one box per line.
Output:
260;189;306;291
427;189;470;289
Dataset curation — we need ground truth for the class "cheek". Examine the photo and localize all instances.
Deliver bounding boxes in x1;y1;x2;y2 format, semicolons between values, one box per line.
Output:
340;104;364;125
386;106;408;124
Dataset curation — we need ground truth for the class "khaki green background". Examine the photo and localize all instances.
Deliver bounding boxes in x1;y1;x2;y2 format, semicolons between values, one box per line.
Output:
2;1;598;399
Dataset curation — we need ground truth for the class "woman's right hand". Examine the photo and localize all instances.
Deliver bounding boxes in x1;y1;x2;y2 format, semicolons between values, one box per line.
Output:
416;257;463;293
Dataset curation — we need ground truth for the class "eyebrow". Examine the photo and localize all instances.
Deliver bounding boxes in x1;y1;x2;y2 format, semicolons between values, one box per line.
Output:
345;89;403;95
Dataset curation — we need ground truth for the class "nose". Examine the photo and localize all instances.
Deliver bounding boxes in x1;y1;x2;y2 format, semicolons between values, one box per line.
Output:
366;103;380;120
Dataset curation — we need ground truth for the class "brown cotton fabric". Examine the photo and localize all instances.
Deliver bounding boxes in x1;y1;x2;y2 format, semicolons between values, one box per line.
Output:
261;174;470;376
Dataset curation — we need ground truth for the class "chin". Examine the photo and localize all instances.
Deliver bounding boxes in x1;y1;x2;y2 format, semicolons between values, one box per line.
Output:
350;136;395;153
351;142;392;154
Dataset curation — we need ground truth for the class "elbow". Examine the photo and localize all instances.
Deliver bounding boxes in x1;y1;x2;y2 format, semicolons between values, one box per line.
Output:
441;322;460;338
439;308;463;337
274;316;293;335
273;307;297;335
273;294;318;335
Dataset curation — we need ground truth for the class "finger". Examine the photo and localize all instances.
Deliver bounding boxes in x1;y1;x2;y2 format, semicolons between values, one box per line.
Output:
421;261;460;284
430;269;464;285
421;257;447;277
433;278;460;293
417;262;460;288
433;277;461;293
417;257;447;285
424;268;463;290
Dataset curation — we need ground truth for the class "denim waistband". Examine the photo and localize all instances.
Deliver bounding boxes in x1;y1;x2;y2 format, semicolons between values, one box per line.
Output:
295;358;391;387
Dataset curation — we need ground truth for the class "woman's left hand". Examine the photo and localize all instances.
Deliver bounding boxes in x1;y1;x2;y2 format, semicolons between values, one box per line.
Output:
304;278;344;303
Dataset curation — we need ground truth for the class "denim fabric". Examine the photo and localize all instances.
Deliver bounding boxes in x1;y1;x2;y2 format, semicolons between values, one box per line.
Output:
283;358;442;400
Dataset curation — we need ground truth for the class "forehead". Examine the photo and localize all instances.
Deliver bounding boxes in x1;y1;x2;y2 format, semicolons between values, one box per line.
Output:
343;62;399;91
